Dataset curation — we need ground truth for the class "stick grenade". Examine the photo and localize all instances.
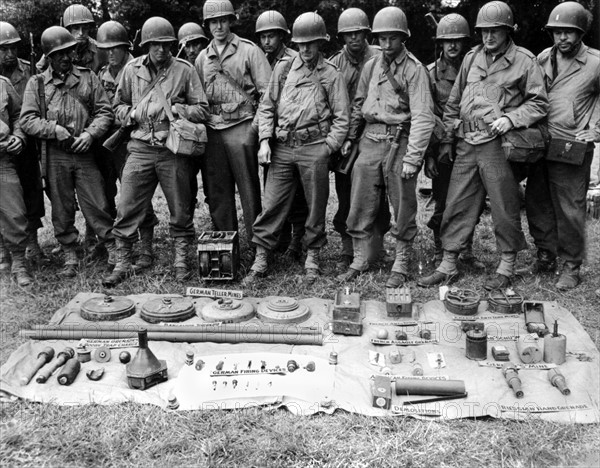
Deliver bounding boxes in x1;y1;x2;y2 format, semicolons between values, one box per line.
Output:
19;347;54;386
35;347;75;384
57;357;81;386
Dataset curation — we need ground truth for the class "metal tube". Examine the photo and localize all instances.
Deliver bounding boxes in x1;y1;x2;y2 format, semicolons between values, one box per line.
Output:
30;322;321;336
394;379;466;396
20;328;323;346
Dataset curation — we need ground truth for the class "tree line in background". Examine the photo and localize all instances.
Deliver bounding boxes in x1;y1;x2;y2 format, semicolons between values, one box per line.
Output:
4;0;599;65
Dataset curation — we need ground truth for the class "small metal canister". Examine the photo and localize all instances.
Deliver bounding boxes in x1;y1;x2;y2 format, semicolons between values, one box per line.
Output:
465;329;487;361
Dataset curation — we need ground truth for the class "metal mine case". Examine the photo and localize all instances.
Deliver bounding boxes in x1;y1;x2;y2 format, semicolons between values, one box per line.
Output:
331;289;364;336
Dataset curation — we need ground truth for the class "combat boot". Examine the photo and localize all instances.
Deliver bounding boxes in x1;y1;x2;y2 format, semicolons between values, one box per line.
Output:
84;222;98;255
338;236;369;282
101;240;133;287
242;245;269;285
11;251;33;287
534;249;557;273
106;239;117;268
304;248;320;284
484;251;516;291
0;236;11;274
60;244;79;278
386;240;411;288
368;231;394;265
418;251;459;287
556;262;580;291
134;227;154;271
174;237;193;282
432;235;443;265
336;234;353;271
25;229;48;265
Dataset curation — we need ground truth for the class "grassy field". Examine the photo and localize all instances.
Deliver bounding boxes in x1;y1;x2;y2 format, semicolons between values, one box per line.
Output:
1;173;599;468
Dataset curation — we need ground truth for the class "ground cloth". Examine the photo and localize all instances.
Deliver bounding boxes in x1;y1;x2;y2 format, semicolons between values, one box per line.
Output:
1;293;598;423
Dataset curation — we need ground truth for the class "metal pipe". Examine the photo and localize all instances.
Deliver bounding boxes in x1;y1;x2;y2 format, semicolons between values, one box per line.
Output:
30;322;321;336
395;379;466;396
20;329;323;346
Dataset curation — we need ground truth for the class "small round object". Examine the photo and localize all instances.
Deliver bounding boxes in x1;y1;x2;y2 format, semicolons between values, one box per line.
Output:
185;351;195;365
287;359;299;372
118;351;131;364
77;348;91;363
220;253;232;274
93;347;111;363
381;367;392;375
394;330;408;341
329;352;338;365
376;329;389;340
419;329;432;340
195;359;205;371
305;361;315;372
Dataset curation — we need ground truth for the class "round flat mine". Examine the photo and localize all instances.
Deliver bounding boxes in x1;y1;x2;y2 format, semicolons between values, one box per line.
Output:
444;288;480;316
81;295;136;321
201;298;255;323
141;296;196;323
257;297;310;324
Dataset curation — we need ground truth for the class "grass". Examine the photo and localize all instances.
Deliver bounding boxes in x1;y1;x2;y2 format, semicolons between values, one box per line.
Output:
1;174;599;467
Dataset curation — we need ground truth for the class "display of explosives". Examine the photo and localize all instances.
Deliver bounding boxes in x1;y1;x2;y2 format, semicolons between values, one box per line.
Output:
201;298;255;323
257;297;310;324
444;288;480;316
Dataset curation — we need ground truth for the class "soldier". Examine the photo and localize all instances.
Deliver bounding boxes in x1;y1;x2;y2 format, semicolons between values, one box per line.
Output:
195;0;271;241
418;1;548;290
96;21;159;271
339;7;435;287
423;14;484;268
20;26;116;278
0;75;34;286
255;10;307;259
36;4;106;74
330;8;391;275
102;17;209;287
0;22;46;268
537;2;599;290
243;12;350;284
177;22;208;64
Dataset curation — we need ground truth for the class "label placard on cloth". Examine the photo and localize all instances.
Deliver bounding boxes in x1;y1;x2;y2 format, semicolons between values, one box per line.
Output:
392;405;442;416
368;321;434;327
500;404;589;414
370;338;438;346
80;338;139;348
478;361;557;370
391;375;450;381
186;287;243;299
451;315;520;321
487;335;520;342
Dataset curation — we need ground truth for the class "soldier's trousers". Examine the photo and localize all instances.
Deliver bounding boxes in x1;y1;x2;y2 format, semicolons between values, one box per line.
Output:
113;139;195;242
46;147;114;246
252;141;330;250
0;154;28;251
510;158;557;255
545;149;594;266
347;136;417;242
15;141;44;232
201;121;261;238
440;138;527;254
334;169;390;238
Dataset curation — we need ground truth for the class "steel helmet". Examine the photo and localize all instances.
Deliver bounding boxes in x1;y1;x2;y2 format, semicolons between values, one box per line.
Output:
62;4;95;29
140;17;176;47
372;7;410;37
475;1;514;29
255;11;289;35
436;14;470;40
97;21;129;49
41;26;77;56
337;8;370;35
203;0;236;23
0;22;20;46
292;12;330;43
545;1;590;34
178;22;208;46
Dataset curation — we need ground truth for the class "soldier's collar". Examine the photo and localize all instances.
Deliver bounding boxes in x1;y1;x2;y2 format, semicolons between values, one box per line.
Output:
343;41;368;64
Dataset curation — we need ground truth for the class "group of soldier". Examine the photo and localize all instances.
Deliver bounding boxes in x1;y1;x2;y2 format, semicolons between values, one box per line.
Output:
0;1;597;292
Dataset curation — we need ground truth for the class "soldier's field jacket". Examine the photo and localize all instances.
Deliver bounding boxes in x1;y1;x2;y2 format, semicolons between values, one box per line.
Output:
114;55;209;144
348;46;435;168
20;65;113;142
329;42;379;103
258;53;349;153
537;43;600;140
442;40;548;146
0;76;25;145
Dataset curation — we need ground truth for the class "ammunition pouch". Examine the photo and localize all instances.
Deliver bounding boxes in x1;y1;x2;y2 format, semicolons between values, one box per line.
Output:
210;102;255;122
275;121;330;147
501;125;549;164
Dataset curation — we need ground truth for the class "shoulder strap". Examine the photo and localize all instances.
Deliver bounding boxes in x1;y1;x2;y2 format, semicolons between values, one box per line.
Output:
36;75;47;119
275;58;294;108
383;60;409;101
214;59;256;104
154;82;176;122
120;66;168;127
